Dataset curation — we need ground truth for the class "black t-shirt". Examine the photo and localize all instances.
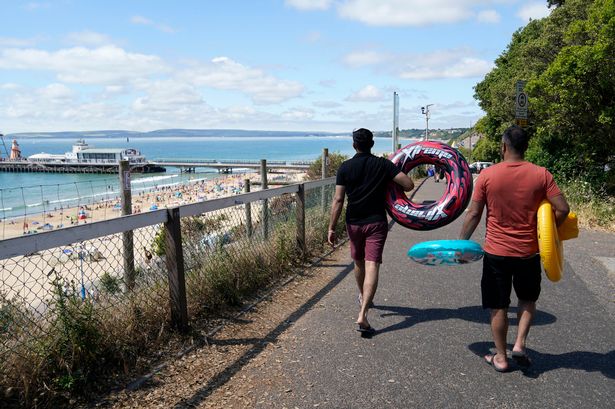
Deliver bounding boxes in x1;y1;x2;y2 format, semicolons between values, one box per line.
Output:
336;152;400;225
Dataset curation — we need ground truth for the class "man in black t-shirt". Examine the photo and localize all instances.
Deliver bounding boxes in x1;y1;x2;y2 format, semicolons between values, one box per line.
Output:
328;128;414;334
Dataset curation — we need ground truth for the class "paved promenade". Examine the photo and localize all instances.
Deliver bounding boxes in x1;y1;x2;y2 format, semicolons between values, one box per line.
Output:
225;177;615;408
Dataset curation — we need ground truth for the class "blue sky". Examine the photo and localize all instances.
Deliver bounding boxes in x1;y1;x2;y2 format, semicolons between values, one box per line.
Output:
0;0;553;133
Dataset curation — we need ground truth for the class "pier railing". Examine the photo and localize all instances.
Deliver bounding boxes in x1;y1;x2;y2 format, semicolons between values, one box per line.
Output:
0;177;340;401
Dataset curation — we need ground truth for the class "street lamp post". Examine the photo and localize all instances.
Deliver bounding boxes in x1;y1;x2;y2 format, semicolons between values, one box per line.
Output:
421;104;433;140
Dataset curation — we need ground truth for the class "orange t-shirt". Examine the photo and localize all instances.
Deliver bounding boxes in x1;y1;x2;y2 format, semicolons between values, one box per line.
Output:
473;161;562;257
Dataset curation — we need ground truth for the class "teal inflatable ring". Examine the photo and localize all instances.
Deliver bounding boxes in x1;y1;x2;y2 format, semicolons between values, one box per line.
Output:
407;240;484;266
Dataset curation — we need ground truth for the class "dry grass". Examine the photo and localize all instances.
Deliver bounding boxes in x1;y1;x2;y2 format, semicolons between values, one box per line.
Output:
561;180;615;232
0;195;342;408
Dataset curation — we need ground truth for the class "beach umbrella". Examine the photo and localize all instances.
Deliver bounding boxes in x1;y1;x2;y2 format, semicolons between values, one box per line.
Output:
149;204;158;211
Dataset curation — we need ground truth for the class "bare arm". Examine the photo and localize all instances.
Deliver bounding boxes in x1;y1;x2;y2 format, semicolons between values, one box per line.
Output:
459;200;484;240
393;172;414;192
328;185;346;245
548;194;570;227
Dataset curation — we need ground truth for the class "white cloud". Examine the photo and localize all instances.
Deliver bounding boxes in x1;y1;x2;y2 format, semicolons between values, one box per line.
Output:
4;83;79;120
0;83;21;90
130;15;176;33
0;45;168;85
399;55;493;80
291;0;508;26
66;31;113;46
319;79;337;88
132;80;205;113
347;85;385;102
303;31;322;43
313;100;342;108
342;50;387;68
104;85;125;95
285;0;333;11
477;9;501;23
24;2;50;11
338;0;474;27
517;2;552;22
0;37;41;47
39;83;74;100
343;47;493;80
282;108;315;121
181;56;304;104
131;15;152;25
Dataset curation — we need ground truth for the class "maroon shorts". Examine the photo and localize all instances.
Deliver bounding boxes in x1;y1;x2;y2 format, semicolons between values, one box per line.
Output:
347;221;388;263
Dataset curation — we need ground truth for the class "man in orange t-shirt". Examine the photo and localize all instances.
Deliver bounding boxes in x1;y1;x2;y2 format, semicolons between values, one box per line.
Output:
459;126;569;372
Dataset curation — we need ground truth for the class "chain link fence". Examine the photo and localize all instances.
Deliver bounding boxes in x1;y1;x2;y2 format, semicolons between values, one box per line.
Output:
0;177;341;406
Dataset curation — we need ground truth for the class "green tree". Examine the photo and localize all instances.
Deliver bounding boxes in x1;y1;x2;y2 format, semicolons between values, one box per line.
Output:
527;0;615;184
306;152;348;180
473;0;613;189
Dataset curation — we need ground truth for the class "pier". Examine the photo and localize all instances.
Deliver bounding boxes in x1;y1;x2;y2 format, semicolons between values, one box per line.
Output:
0;160;166;174
0;158;314;174
149;158;314;173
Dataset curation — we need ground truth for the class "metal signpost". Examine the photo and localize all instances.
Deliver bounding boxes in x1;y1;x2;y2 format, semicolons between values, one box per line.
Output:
421;104;433;140
392;92;399;153
515;80;528;128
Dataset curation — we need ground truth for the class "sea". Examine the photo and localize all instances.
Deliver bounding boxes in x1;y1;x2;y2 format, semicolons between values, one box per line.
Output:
0;135;417;220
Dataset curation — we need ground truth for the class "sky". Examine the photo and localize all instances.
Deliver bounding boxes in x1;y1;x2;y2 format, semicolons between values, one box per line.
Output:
0;0;553;133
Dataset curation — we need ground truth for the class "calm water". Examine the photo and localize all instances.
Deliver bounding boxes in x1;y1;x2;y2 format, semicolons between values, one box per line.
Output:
0;135;415;219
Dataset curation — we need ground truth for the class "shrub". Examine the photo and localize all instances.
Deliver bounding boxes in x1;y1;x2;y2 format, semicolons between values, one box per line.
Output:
561;179;615;231
306;152;348;180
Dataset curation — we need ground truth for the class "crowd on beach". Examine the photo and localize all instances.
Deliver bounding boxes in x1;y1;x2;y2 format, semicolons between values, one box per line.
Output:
0;171;305;240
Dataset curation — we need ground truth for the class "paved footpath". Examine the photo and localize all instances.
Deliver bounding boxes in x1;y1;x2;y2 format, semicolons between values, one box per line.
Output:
220;177;615;408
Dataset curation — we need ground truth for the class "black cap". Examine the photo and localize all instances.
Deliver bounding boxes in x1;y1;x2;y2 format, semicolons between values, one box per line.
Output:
352;128;373;144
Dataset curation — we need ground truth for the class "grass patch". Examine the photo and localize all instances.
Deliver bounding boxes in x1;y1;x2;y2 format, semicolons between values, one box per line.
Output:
0;194;344;408
561;179;615;232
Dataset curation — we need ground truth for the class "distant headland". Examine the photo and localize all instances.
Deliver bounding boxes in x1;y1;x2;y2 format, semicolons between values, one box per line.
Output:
6;127;469;140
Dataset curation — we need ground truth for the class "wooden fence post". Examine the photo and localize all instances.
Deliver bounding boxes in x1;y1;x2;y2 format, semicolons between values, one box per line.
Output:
244;178;252;237
296;183;306;259
321;148;329;213
164;207;188;332
260;159;269;239
119;160;135;290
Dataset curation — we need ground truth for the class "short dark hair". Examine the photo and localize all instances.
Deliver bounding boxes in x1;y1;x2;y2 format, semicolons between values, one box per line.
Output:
352;128;374;152
502;125;529;154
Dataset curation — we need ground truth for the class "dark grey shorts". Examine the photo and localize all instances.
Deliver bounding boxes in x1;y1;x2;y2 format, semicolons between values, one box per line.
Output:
481;252;542;309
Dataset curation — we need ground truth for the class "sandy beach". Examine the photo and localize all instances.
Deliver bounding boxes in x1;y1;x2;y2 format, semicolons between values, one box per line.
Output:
0;171;305;241
0;170;306;310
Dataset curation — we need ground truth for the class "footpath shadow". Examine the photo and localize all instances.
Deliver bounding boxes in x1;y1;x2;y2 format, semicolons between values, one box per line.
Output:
374;305;557;335
468;341;615;379
171;260;355;409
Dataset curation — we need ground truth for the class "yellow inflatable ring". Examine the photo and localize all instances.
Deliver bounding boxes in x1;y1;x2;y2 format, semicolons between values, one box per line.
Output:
537;200;564;282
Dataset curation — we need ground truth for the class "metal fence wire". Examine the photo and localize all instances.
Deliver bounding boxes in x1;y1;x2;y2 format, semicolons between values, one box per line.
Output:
0;177;340;404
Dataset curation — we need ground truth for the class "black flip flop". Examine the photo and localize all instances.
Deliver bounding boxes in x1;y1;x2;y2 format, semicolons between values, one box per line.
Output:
511;351;532;367
485;354;508;372
356;324;376;335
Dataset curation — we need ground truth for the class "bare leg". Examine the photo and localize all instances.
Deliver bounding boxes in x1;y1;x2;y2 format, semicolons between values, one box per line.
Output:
513;300;536;353
354;259;365;296
486;308;509;370
357;261;380;328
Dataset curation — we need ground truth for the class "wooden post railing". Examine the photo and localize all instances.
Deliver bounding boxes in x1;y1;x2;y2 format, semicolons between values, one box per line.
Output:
296;183;306;259
119;160;136;290
164;207;188;332
260;159;269;239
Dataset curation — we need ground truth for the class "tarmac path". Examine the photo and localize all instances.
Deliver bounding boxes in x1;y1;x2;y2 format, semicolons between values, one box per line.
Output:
201;177;615;408
107;177;614;409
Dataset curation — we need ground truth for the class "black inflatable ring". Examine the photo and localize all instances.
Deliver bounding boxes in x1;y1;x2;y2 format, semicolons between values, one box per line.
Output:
385;141;473;231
